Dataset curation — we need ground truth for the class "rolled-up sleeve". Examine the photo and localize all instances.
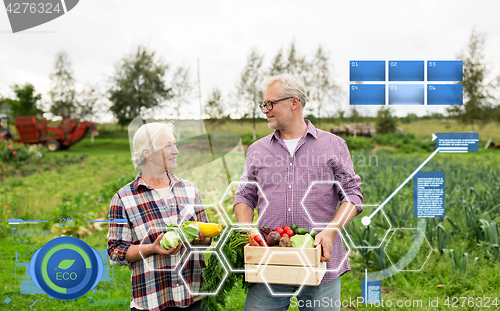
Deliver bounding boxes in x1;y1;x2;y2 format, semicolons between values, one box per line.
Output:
233;144;258;210
107;193;132;267
333;140;364;215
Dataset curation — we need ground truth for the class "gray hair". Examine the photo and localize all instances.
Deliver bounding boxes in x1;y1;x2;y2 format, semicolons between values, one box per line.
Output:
262;74;307;108
131;122;175;168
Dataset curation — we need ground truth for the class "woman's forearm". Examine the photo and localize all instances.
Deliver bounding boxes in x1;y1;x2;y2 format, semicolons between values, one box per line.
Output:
125;244;153;263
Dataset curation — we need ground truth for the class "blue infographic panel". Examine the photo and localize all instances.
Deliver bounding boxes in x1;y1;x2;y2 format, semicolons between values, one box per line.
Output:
388;84;424;105
350;61;385;81
413;171;445;218
350;84;385;105
388;61;424;81
427;84;463;105
427;61;463;81
436;132;479;152
361;280;381;303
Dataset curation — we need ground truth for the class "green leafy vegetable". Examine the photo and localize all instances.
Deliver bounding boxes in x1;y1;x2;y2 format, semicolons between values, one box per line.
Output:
290;233;314;248
183;223;201;242
201;229;250;310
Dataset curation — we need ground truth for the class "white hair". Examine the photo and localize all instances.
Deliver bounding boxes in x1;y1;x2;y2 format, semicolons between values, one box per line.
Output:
262;74;307;108
131;122;175;168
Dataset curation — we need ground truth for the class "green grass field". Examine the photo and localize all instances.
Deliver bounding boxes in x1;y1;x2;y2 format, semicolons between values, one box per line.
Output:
1;120;499;310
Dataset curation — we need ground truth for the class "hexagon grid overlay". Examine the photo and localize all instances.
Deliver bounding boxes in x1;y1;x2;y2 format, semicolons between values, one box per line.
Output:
218;227;269;273
219;182;269;226
299;228;351;272
139;227;187;272
179;251;228;296
260;251;310;296
384;228;433;272
177;204;228;250
343;205;392;249
301;181;354;226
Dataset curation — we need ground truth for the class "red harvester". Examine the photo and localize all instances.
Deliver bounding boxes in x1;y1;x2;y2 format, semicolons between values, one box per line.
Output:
14;116;96;151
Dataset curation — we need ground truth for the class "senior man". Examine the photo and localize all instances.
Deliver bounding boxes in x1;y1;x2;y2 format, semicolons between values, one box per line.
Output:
233;74;363;311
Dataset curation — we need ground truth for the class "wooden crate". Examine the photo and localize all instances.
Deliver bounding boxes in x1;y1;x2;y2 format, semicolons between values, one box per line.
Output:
244;245;327;286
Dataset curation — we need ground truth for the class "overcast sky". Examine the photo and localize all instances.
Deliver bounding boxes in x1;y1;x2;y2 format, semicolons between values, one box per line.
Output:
1;0;500;121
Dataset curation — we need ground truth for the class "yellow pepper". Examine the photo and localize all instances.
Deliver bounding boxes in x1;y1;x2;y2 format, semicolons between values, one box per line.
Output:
183;221;222;238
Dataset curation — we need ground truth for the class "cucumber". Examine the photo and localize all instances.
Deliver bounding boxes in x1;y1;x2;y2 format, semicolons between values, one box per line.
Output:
310;230;317;238
291;224;298;234
297;228;311;235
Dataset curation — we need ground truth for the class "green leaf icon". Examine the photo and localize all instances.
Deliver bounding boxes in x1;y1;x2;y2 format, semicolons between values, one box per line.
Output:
55;259;76;270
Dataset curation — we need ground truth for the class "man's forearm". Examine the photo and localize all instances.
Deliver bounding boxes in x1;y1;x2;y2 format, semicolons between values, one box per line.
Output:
327;201;358;231
234;203;254;223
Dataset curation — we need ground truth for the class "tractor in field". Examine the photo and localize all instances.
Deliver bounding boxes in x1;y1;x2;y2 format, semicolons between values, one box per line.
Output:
9;115;96;151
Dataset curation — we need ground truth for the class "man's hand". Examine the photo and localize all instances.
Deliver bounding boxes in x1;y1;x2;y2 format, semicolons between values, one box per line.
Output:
146;233;183;256
313;228;338;262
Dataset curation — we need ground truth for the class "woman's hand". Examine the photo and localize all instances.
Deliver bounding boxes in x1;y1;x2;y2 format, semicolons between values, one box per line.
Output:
148;233;183;255
193;230;211;245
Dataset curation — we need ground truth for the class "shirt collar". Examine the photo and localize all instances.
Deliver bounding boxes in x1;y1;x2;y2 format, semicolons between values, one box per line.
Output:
132;170;183;191
270;119;318;143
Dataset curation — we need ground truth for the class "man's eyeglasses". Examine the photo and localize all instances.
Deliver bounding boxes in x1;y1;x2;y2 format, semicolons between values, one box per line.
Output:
259;96;294;112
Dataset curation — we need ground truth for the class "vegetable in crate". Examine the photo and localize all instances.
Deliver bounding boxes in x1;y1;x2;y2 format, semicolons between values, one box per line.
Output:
290;233;315;248
266;231;281;246
279;236;291;247
160;231;181;250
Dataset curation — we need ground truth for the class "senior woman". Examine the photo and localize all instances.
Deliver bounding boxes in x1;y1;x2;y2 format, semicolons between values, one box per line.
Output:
107;122;210;311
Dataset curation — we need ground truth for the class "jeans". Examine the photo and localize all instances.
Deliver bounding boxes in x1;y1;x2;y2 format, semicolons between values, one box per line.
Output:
244;277;341;311
131;300;204;311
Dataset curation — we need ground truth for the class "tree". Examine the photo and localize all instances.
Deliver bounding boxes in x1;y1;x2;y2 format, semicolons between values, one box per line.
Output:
236;49;264;140
205;88;225;119
170;66;193;120
4;83;43;117
268;42;311;87
375;107;397;134
108;45;171;126
268;48;286;76
350;107;360;123
310;45;339;127
75;83;105;121
447;29;494;131
49;51;77;116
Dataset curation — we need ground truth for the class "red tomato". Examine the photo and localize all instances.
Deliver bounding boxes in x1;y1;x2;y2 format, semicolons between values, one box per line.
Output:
285;229;294;237
262;241;269;247
274;227;284;235
283;225;291;231
253;235;262;244
281;233;289;238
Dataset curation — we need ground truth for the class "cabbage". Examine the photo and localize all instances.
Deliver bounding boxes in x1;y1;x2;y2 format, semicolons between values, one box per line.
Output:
160;231;181;249
290;234;315;248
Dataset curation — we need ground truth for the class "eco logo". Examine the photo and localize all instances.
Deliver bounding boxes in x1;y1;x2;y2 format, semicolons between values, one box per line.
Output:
29;236;103;300
3;0;79;33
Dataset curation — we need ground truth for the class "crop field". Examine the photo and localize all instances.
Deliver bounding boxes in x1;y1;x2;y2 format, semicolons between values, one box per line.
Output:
1;120;499;310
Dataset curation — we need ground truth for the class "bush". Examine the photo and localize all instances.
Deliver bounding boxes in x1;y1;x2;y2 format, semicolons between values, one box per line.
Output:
375;107;397;134
0;141;85;178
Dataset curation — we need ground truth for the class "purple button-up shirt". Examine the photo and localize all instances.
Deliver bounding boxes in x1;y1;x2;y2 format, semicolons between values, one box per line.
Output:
234;120;363;283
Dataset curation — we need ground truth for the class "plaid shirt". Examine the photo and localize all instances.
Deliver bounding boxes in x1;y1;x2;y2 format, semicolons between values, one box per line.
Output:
107;171;207;311
234;120;363;284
